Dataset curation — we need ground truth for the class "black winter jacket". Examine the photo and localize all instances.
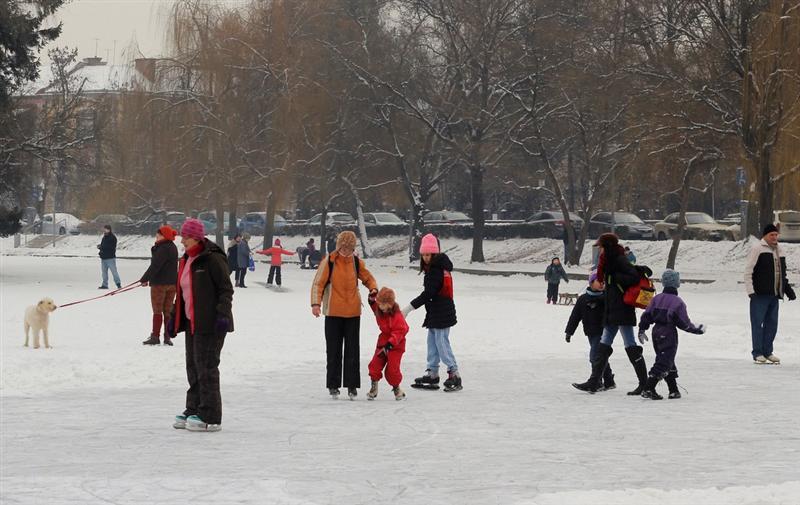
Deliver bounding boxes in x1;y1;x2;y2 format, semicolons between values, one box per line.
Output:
227;243;239;273
98;233;117;259
603;253;641;327
140;240;179;285
745;240;795;299
565;289;605;337
410;253;457;329
173;239;235;335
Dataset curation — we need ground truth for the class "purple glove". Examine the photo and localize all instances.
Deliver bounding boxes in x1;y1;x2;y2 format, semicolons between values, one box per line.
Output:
215;317;230;334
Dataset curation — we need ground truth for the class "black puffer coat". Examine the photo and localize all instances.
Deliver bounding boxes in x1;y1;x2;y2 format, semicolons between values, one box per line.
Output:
602;251;641;327
410;253;457;329
140;240;179;285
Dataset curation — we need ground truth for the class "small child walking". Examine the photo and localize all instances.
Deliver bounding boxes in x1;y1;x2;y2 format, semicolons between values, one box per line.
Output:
565;271;615;391
255;238;295;288
367;287;409;401
544;257;569;304
638;269;705;400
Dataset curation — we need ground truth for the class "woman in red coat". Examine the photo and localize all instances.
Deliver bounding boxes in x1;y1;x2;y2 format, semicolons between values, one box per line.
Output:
367;287;409;401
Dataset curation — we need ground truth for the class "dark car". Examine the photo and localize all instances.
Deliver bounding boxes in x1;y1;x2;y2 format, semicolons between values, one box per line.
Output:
364;212;406;226
525;210;585;238
588;211;654;240
77;214;134;235
423;211;472;224
238;212;286;235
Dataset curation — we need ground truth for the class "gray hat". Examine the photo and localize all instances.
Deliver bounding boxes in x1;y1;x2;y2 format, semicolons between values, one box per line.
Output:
661;269;680;289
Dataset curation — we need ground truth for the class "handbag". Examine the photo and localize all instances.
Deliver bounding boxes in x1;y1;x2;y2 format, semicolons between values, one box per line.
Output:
622;266;655;309
248;255;255;272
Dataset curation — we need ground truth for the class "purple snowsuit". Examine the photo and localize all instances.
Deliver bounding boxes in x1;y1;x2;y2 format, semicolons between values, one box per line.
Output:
638;288;703;379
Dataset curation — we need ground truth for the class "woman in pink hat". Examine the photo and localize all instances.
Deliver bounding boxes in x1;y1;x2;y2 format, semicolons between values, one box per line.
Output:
402;233;462;392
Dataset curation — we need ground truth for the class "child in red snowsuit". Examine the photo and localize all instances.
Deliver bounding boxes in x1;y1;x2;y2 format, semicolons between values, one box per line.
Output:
255;238;295;287
367;287;409;401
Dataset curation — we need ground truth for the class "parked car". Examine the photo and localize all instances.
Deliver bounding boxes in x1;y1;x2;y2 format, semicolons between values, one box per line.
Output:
525;210;585;238
126;211;185;235
164;212;186;230
775;210;800;243
364;212;406;226
307;212;356;226
238;212;287;235
653;212;733;241
197;211;231;235
423;211;472;224
77;214;134;235
33;213;83;235
588;211;654;240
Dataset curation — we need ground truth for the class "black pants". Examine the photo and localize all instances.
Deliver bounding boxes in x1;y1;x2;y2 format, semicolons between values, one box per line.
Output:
267;265;282;286
184;329;226;424
650;332;679;380
237;268;247;286
547;282;560;303
325;316;361;389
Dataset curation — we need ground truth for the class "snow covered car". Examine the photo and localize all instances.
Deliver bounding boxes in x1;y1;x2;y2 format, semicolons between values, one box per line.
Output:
588;212;654;240
653;212;734;241
33;213;83;235
525;210;584;239
775;210;800;243
307;212;355;227
77;214;134;235
423;211;472;224
238;212;286;235
364;212;406;226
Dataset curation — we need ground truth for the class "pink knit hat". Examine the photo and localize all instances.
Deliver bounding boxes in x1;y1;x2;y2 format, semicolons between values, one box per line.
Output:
419;233;440;254
274;238;281;246
180;218;205;240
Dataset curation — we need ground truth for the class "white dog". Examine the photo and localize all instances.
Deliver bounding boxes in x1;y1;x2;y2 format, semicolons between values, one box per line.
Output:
24;298;58;349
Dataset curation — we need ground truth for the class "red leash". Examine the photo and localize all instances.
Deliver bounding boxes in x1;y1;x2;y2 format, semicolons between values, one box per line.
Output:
59;282;142;308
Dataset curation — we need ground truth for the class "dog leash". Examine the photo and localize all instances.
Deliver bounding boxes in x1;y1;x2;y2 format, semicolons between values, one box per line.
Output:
59;281;142;308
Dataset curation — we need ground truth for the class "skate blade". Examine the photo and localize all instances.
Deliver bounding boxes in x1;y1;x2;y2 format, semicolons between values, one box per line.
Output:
443;386;463;393
753;361;780;365
410;384;440;390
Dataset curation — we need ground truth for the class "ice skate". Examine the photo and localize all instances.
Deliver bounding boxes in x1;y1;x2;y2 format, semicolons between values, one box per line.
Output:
393;386;406;401
443;371;462;392
411;369;440;390
668;391;682;399
329;387;340;399
173;414;187;429
753;355;768;364
765;354;780;364
367;381;379;400
185;415;221;432
347;387;358;400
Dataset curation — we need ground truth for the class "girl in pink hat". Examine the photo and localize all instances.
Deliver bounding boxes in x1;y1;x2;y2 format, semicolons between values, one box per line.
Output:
402;233;462;392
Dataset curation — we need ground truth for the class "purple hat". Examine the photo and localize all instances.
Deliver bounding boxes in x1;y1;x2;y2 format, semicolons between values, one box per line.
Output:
588;270;599;284
180;218;205;241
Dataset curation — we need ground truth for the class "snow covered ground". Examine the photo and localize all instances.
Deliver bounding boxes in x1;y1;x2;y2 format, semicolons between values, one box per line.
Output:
1;252;799;504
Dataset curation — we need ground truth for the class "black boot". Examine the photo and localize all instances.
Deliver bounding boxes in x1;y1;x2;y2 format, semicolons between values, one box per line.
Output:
142;335;160;345
573;343;613;393
640;376;663;400
602;367;616;391
625;345;648;396
665;376;681;399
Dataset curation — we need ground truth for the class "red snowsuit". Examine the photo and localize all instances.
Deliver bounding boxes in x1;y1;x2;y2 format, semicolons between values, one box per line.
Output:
255;246;294;266
367;300;408;387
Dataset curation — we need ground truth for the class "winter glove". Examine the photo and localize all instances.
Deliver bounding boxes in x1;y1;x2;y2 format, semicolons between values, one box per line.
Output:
697;324;706;334
786;285;796;301
368;291;377;304
215;316;230;334
401;305;414;318
381;342;394;355
638;330;649;344
565;333;571;343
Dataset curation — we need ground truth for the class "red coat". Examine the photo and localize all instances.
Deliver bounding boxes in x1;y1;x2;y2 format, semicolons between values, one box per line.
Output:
255;247;294;266
369;300;408;351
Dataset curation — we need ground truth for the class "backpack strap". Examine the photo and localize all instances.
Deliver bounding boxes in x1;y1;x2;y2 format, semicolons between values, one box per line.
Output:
324;254;360;289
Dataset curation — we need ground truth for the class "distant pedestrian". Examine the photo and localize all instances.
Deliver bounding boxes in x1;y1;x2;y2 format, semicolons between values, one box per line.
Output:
299;238;316;268
744;224;796;364
255;238;295;287
98;224;121;289
140;225;179;346
227;234;241;283
544;257;569;304
625;246;637;265
236;233;251;288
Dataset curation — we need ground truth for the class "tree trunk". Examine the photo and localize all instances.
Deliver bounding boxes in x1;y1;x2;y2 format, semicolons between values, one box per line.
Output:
227;199;237;240
666;165;695;269
214;192;224;249
756;153;774;230
263;191;276;250
320;208;328;255
470;166;485;263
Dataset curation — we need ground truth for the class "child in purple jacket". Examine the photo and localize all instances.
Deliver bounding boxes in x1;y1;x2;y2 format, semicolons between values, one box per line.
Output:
637;269;705;400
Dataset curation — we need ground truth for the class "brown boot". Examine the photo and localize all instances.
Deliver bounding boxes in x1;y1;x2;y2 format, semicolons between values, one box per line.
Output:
162;336;173;346
142;335;160;345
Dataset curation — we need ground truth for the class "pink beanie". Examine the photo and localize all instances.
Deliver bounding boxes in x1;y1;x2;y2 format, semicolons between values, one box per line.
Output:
180;218;205;240
275;238;281;246
419;233;440;254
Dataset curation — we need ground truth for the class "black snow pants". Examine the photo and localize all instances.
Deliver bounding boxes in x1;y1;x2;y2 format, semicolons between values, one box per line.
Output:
324;316;361;389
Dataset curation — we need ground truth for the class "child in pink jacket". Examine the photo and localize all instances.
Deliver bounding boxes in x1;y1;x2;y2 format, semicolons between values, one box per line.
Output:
255;239;295;287
367;287;409;401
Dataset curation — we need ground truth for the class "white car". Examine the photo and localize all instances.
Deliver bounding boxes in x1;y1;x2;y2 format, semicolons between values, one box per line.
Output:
776;210;800;243
653;212;734;241
364;212;405;225
307;212;355;226
34;213;83;235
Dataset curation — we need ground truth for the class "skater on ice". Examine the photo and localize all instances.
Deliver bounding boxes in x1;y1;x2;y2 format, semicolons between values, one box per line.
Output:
745;224;795;364
255;238;295;288
139;225;179;346
235;233;252;288
226;233;241;283
403;234;462;392
169;219;234;432
544;256;569;304
637;269;705;399
564;270;615;391
97;224;121;289
310;230;378;400
366;287;409;401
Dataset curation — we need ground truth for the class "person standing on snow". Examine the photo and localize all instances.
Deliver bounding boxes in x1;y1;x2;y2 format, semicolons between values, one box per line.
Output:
544;257;569;304
140;225;179;346
403;234;462;392
637;269;705;400
573;233;649;395
565;270;615;391
310;230;378;400
235;233;251;288
169;219;234;432
744;224;796;364
366;287;409;401
227;233;241;283
98;224;121;289
255;238;295;288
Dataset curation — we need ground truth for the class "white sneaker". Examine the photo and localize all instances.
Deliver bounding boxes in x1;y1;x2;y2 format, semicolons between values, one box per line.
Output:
765;354;781;363
185;415;221;432
753;355;768;364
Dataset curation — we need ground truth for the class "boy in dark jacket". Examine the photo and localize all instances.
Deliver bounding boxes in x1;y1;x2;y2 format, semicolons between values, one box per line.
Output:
544;257;569;304
98;225;121;289
638;269;705;400
565;271;615;390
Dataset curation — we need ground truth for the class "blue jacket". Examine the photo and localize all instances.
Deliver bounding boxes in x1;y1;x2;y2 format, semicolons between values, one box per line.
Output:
638;287;702;341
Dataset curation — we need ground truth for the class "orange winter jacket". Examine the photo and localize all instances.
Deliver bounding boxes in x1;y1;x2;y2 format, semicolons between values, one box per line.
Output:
310;252;377;318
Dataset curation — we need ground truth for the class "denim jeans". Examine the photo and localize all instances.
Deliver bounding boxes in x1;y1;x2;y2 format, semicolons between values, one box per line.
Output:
749;295;780;358
427;327;458;374
600;325;636;347
101;258;121;287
